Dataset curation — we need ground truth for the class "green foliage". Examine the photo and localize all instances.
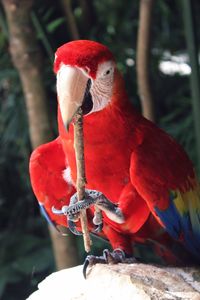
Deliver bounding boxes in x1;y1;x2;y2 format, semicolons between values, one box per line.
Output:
0;44;55;299
0;0;200;299
0;231;54;299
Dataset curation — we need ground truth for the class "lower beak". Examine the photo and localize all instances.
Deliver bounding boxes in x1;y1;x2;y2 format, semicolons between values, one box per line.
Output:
56;65;88;129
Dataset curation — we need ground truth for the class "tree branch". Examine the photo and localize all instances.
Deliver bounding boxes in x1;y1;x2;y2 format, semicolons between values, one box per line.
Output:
182;0;200;173
60;0;80;40
136;0;155;122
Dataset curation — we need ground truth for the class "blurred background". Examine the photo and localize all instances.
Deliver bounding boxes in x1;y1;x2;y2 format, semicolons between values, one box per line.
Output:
0;0;200;299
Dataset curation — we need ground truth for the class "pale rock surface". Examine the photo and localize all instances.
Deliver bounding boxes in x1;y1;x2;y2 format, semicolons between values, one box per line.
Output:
27;263;200;300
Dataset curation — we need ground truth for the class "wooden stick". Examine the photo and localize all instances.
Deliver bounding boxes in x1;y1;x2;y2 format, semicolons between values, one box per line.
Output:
74;107;92;252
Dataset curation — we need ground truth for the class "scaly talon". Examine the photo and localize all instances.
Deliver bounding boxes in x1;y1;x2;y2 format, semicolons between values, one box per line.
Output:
83;248;137;278
83;254;107;279
93;210;102;225
93;223;103;233
92;209;103;232
52;189;124;236
68;220;82;236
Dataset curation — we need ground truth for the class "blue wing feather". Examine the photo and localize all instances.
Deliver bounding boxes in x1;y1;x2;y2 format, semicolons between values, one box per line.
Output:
39;202;61;232
155;189;200;260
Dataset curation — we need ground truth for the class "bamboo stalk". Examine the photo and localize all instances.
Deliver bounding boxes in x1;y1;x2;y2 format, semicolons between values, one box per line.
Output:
74;108;92;252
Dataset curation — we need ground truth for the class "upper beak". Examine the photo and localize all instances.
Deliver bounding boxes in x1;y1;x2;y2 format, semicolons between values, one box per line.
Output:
56;65;88;129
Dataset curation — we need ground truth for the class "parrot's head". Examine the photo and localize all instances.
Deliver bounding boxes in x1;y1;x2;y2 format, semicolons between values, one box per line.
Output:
54;40;117;128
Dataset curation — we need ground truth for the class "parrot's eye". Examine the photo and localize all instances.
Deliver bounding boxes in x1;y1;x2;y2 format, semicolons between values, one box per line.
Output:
96;61;115;80
105;69;111;75
102;67;113;78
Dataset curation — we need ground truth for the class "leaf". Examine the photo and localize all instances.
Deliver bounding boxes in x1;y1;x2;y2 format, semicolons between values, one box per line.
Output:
0;266;21;298
47;18;65;33
14;247;54;275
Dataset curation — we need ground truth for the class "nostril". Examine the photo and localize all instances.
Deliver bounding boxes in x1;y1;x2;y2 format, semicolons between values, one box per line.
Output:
84;67;90;74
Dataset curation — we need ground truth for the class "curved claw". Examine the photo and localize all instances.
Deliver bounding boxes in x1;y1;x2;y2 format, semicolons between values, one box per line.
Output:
82;249;137;279
93;223;103;233
68;220;82;236
52;206;64;215
83;257;90;279
82;254;107;279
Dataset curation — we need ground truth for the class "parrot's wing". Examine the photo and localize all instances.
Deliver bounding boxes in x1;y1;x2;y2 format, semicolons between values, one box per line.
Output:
29;137;76;228
130;131;200;259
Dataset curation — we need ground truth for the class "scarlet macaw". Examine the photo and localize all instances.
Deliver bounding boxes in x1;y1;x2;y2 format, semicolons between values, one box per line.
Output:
30;40;200;273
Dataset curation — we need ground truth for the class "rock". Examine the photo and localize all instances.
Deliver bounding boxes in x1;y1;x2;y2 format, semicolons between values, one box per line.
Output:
27;263;200;300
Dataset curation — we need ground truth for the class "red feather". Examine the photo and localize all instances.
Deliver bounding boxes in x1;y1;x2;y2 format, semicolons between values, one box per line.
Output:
54;40;114;79
30;40;200;264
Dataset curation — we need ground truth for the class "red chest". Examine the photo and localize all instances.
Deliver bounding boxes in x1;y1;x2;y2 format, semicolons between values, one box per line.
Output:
63;132;134;203
58;103;142;203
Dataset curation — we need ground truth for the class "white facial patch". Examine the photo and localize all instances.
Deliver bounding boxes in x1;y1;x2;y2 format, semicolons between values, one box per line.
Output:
89;61;115;114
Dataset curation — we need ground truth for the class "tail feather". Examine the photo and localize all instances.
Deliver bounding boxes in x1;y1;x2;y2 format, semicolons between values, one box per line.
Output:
155;186;200;261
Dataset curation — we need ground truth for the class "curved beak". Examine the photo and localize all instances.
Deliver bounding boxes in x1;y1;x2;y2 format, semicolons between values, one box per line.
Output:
56;65;88;129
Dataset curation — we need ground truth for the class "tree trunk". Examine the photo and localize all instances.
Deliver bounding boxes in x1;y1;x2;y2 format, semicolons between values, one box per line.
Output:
2;0;79;269
49;226;79;270
136;0;155;122
60;0;80;40
182;0;200;173
78;0;96;35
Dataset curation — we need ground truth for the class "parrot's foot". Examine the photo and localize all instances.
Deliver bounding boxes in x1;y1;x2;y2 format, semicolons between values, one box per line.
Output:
83;249;137;278
52;189;124;235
